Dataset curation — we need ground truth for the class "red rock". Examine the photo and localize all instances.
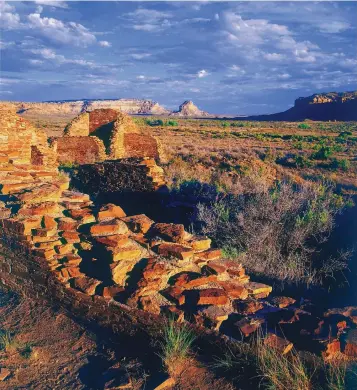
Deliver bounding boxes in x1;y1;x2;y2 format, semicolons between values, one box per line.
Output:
121;214;154;233
61;231;81;244
94;234;129;248
233;299;264;315
195;288;228;306
102;285;125;299
151;223;191;243
235;317;264;337
187;236;211;252
196;248;222;261
323;340;341;359
158;243;194;260
57;217;79;231
138;295;161;314
0;367;11;381
42;215;57;230
90;219;128;237
162;286;186;306
97;203;126;221
272;296;296;308
219;281;249;300
73;276;101;295
264;333;293;355
245;282;272;298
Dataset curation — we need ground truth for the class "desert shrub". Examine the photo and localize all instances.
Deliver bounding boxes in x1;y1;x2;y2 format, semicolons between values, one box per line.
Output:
194;181;348;284
330;158;351;172
159;319;196;376
298;123;311;129
294;155;313;168
221;121;230;128
145;119;164;126
310;146;334;160
166;120;178;126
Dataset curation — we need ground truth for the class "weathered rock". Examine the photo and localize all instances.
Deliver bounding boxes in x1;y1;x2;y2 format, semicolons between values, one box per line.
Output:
158;243;194;260
187;236;211;252
194;288;228;306
73;276;101;295
219;281;249;300
245;282;272;298
97;203;126;221
264;333;294;355
0;368;11;382
235;317;265;337
162;286;186;306
121;214;154;234
271;296;296;308
172;272;217;289
102;285;125;299
90;219;129;237
233;299;264;315
150;223;191;243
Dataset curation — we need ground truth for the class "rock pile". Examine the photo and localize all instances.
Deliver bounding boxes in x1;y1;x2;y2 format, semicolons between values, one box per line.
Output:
0;109;356;361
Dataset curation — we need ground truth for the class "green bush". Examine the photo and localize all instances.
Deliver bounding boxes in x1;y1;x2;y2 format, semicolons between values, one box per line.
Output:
298;123;311;129
294;155;313;168
221;122;230;128
166;120;178;126
331;158;351;172
310;146;333;160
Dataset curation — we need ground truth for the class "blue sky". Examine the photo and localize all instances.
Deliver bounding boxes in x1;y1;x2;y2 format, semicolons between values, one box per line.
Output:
1;1;356;114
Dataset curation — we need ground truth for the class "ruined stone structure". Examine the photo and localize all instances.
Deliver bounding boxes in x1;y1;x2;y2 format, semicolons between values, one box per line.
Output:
0;108;356;360
51;108;162;164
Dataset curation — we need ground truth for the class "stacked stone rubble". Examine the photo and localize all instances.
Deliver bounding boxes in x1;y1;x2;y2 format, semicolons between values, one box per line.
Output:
0;109;356;360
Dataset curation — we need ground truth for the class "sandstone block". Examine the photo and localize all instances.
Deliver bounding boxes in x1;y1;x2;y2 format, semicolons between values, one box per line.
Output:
121;214;154;234
150;223;191;243
90;219;129;237
57;217;79;231
158;243;194;260
162;286;186;306
102;285;125;299
187;236;211;252
219;281;249;300
246;282;272;298
61;231;81;244
73;276;101;295
235;317;265;337
97;203;126;221
194;288;228;306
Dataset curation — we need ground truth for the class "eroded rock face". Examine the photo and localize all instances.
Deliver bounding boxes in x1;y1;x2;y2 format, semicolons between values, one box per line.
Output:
170;100;211;117
0;99;170;116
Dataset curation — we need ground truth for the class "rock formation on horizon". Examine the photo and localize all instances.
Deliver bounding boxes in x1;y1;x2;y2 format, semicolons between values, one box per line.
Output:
170;100;211;117
0;99;171;116
246;91;357;121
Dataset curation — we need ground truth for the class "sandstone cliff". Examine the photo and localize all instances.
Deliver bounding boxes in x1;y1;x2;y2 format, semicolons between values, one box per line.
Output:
170;100;211;117
1;99;170;116
0;99;214;118
246;91;357;121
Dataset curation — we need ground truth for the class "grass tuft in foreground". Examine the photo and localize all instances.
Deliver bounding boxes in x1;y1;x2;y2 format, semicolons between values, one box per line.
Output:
159;319;196;377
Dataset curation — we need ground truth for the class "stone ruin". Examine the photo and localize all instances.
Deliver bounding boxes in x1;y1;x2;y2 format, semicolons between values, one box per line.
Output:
50;108;163;164
0;108;356;360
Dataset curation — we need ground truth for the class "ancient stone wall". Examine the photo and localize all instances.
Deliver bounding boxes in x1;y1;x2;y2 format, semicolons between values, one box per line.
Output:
57;109;162;164
88;109;119;134
123;134;161;160
71;158;166;195
52;136;106;165
64;112;89;136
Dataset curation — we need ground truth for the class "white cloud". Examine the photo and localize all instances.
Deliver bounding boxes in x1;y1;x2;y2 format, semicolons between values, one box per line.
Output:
131;53;151;60
34;1;68;8
263;52;285;61
318;21;350;34
27;11;97;47
125;8;173;33
0;2;21;30
197;69;209;78
99;40;111;47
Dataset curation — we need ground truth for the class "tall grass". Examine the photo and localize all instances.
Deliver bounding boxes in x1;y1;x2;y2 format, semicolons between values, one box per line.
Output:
159;319;196;376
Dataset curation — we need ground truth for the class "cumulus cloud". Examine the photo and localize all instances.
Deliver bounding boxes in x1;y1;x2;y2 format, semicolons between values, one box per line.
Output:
27;10;97;47
0;2;21;30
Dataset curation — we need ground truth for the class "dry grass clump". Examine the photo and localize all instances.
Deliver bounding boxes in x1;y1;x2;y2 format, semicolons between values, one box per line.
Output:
159;319;196;377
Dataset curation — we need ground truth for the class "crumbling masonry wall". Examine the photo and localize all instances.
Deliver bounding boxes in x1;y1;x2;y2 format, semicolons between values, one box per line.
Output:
55;108;161;164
